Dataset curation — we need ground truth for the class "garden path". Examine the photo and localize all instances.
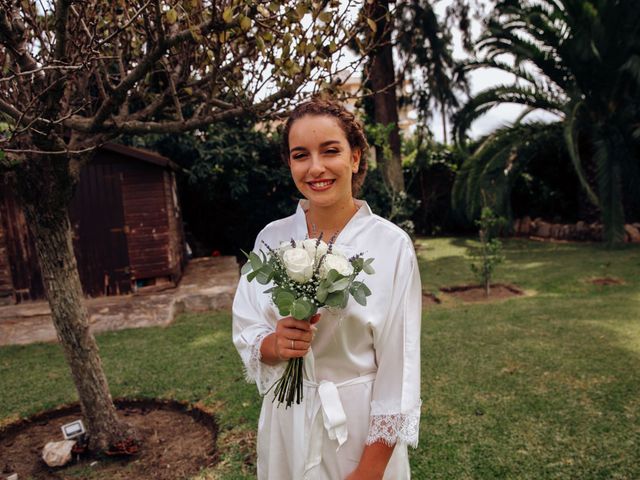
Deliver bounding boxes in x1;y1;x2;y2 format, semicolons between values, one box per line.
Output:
0;257;239;346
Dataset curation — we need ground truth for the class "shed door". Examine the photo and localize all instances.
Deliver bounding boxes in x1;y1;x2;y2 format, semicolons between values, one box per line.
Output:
69;161;131;296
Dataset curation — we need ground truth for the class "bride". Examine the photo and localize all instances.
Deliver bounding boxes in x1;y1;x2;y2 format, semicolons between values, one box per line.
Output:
232;97;422;479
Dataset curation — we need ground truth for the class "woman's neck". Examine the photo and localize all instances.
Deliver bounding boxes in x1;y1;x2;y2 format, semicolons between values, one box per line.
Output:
305;198;359;239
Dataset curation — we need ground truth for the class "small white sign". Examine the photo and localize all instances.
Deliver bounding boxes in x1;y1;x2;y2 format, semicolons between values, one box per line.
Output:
61;419;86;440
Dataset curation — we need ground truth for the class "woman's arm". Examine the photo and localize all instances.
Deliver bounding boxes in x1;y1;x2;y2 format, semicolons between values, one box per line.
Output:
346;441;395;480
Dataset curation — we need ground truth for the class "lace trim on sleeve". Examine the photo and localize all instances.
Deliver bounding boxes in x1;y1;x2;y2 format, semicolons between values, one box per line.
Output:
244;331;283;394
366;413;420;448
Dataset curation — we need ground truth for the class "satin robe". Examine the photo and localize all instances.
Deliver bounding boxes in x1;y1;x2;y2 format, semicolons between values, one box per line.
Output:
232;200;422;479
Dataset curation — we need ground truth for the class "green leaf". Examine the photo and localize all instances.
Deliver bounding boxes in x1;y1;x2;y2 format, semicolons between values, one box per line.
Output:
325;290;347;308
274;290;295;316
316;284;328;303
256;268;273;285
240;261;252;275
249;251;263;270
295;3;307;18
166;8;178;24
247;270;259;283
222;7;234;23
240;16;251;31
327;277;350;293
351;286;367;306
326;269;340;283
318;11;332;23
362;258;375;274
291;297;313;320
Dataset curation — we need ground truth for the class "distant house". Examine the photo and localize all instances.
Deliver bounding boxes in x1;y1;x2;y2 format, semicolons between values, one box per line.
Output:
0;143;187;305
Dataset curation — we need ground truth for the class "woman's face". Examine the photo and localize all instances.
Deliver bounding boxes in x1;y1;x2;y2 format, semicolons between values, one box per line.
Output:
287;114;361;209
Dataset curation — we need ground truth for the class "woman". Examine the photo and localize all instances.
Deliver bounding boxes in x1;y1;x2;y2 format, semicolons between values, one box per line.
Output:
232;98;422;479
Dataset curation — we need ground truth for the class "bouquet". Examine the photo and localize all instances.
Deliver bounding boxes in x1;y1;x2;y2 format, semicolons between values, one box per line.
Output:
242;236;375;407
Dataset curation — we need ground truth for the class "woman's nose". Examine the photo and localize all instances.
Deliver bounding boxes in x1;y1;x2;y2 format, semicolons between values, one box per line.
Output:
308;153;325;176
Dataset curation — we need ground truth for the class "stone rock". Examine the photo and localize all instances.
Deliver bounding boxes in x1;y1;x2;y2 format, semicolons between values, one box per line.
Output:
575;221;588;239
537;221;551;237
550;223;562;238
624;224;640;243
42;440;76;467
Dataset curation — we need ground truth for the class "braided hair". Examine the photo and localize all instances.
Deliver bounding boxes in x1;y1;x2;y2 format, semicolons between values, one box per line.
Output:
281;97;369;195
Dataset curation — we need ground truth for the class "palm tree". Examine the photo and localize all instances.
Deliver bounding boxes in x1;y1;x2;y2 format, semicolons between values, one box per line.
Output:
396;0;469;144
454;0;640;244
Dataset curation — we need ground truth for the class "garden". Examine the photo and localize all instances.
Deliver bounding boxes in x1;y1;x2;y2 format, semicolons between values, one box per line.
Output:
1;0;639;478
1;237;638;478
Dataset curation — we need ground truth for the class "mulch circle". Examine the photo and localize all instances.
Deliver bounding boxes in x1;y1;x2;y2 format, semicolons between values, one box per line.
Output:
0;398;218;480
439;283;525;302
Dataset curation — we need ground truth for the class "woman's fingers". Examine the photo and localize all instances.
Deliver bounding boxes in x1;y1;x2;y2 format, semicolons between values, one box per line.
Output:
274;314;322;359
279;317;312;331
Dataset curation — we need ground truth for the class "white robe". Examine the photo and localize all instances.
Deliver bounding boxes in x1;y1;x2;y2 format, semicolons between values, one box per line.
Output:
232;199;422;480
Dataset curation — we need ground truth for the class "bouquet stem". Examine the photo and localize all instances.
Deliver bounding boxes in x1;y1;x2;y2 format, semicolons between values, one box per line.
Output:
272;356;305;408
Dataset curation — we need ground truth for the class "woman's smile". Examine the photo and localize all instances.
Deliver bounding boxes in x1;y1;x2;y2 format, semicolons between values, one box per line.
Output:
307;179;336;191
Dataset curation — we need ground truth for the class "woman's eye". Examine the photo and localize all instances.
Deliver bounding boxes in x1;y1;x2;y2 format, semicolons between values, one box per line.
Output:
325;149;339;154
292;153;307;160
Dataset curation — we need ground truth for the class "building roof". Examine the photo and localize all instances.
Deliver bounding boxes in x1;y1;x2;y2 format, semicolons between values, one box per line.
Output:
101;142;181;171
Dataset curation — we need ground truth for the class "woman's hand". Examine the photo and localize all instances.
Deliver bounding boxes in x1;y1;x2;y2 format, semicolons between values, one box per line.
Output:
345;440;395;480
260;314;320;364
274;314;320;359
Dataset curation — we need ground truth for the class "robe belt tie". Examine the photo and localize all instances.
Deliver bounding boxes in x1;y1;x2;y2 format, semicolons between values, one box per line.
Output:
301;372;377;478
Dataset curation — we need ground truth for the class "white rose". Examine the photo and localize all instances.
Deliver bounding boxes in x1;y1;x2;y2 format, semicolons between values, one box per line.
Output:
319;253;354;278
301;238;329;259
282;247;315;283
279;241;294;254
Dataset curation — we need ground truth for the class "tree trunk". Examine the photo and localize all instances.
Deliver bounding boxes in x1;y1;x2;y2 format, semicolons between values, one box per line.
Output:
366;0;405;194
15;153;133;452
441;101;448;145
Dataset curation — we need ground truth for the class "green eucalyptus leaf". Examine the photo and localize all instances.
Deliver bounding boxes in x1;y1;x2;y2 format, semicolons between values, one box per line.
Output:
362;258;375;274
249;251;263;270
352;286;367;306
256;269;273;285
240;261;252;275
274;290;295;316
292;297;313;320
247;270;259;283
316;284;328;303
328;277;350;293
325;290;347;308
326;269;340;283
351;257;364;271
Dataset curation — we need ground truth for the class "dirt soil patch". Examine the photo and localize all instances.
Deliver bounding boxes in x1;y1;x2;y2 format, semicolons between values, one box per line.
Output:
440;283;524;303
0;398;218;480
589;277;625;286
422;291;442;307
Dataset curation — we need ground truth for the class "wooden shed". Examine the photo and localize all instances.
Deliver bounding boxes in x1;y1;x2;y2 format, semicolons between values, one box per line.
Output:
0;143;186;305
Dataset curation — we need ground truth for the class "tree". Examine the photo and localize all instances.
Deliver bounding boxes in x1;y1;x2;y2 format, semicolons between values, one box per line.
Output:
395;0;471;145
0;0;368;452
362;0;405;194
454;0;640;244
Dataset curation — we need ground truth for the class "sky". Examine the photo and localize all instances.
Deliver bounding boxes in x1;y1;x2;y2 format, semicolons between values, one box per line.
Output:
428;0;557;142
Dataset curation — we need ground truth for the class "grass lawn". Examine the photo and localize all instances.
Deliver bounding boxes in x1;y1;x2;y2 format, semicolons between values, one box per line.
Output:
1;237;639;479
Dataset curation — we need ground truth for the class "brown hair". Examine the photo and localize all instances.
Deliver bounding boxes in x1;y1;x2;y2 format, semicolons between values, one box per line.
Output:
281;97;369;195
